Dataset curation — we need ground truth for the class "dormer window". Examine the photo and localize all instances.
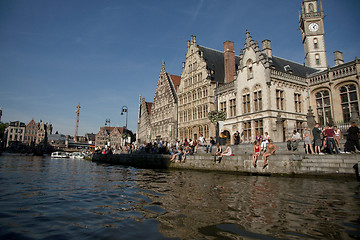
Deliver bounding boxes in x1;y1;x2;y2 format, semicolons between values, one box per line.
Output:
284;65;291;72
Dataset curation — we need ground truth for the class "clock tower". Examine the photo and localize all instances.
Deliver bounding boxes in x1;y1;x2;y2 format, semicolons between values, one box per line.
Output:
299;0;327;71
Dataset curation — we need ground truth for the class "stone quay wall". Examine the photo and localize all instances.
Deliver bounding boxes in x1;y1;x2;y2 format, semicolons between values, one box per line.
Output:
92;142;360;178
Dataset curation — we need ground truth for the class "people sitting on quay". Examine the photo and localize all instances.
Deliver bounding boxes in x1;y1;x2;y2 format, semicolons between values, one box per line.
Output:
214;143;232;163
182;146;191;162
255;133;262;147
252;141;261;167
195;134;209;153
262;140;277;168
261;132;270;153
287;130;301;151
170;147;183;162
209;137;216;153
303;127;314;154
214;143;222;163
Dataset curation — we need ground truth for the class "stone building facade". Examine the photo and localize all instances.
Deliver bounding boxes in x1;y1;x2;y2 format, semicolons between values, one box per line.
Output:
95;127;125;149
150;61;180;142
219;31;318;143
137;97;152;144
24;119;38;145
177;36;238;141
308;56;360;126
5;121;26;147
219;0;359;143
137;61;180;144
137;0;359;144
36;121;52;144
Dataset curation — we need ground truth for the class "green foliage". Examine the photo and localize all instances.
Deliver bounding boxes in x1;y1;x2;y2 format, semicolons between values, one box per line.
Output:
207;110;226;125
0;122;8;139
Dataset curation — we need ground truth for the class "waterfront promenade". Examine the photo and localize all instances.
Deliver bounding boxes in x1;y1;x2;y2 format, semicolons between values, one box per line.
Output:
92;142;360;178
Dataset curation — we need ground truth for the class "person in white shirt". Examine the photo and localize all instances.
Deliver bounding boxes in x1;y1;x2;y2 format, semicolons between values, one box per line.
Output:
221;144;232;157
261;132;270;153
195;134;209;153
291;130;302;151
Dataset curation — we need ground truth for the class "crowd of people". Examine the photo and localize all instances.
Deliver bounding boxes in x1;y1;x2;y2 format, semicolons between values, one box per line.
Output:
287;122;360;154
95;122;360;169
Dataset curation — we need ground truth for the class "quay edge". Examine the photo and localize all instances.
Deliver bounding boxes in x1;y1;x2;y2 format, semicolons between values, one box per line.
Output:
92;152;360;179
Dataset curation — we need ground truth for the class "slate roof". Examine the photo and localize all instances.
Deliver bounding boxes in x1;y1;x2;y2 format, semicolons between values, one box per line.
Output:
269;56;319;78
198;45;240;83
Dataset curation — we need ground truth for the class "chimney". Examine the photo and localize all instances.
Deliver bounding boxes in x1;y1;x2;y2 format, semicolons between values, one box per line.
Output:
224;41;235;83
262;39;272;58
334;51;344;66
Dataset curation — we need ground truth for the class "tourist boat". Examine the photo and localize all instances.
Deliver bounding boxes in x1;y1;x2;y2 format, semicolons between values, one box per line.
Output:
51;152;70;158
69;152;84;159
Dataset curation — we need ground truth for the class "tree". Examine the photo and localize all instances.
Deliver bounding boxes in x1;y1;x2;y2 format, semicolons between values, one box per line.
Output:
207;110;226;125
0;122;8;140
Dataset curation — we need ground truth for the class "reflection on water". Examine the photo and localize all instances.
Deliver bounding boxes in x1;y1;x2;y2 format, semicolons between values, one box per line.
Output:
0;155;359;239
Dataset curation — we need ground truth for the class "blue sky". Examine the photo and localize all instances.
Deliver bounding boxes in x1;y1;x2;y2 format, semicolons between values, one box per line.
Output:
1;0;359;136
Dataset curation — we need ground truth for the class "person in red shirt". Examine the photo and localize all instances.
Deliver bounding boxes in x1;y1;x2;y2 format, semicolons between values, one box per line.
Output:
324;125;340;154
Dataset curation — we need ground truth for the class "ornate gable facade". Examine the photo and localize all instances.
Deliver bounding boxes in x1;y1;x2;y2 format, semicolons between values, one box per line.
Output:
24;119;37;145
150;61;179;142
220;30;316;143
177;36;225;141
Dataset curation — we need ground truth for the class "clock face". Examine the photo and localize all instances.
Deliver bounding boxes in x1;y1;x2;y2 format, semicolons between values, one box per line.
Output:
308;23;319;32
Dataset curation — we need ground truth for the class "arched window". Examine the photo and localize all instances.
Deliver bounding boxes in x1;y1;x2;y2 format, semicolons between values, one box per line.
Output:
242;88;251;113
253;85;262;111
313;38;318;49
315;90;331;125
247;60;253;79
315;54;320;65
340;84;359;122
204;125;209;139
199;126;203;136
308;3;314;13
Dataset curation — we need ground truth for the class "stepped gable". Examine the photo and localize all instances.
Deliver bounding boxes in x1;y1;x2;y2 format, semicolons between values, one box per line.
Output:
238;30;270;70
270;56;319;78
238;30;319;78
198;45;240;83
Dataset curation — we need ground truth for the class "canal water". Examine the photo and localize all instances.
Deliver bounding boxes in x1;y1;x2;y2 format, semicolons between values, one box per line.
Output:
0;154;359;240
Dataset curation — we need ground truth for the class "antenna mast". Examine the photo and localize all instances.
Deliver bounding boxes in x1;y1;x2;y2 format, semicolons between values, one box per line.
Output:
74;103;80;142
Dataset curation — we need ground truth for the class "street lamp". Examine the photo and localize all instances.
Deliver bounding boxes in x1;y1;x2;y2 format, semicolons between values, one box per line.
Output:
121;106;128;129
121;106;128;146
105;118;111;148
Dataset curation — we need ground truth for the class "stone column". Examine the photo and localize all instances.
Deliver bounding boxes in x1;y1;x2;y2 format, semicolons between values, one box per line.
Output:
276;113;284;142
306;106;316;130
351;104;360;125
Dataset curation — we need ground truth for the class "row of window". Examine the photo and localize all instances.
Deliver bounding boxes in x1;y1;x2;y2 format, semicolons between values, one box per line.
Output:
219;89;303;118
315;84;359;125
183;73;202;88
179;105;209;123
179;125;210;140
179;86;208;105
